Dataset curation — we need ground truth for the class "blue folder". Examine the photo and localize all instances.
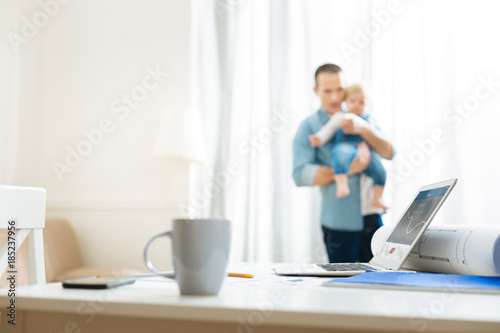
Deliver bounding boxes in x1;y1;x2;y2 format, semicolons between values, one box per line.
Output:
323;271;500;294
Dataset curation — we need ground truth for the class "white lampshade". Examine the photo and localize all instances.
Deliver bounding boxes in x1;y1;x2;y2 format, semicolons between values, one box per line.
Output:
153;107;205;163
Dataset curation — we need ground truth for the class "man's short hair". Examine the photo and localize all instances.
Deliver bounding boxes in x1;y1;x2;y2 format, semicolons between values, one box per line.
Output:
315;63;343;86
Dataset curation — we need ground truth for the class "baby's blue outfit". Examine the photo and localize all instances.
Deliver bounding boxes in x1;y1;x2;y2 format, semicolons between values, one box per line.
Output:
331;114;386;187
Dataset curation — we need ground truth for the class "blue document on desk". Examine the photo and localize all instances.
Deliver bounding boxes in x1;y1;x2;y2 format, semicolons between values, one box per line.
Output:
323;271;500;294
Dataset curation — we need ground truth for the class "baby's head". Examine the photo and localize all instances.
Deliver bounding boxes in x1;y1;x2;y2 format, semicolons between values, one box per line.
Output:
345;84;368;116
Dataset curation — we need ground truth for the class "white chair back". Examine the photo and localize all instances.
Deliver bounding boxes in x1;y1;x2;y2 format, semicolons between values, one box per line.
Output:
0;185;46;284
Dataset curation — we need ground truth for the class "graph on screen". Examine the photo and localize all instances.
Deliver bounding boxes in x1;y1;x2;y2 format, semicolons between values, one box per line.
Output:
387;187;450;245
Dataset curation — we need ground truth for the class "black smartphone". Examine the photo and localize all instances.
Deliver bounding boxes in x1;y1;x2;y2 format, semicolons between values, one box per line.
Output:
62;276;137;289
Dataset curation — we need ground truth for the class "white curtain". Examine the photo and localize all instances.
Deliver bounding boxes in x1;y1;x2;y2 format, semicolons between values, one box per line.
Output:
195;0;500;263
194;0;373;263
0;0;20;185
372;0;500;227
0;0;43;187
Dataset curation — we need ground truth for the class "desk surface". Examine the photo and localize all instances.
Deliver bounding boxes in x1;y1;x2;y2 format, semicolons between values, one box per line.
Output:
1;263;500;333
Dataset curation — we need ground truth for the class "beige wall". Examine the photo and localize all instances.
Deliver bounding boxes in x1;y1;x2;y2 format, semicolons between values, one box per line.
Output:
15;0;192;271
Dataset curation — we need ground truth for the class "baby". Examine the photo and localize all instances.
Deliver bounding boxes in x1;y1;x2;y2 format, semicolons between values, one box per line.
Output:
309;84;388;210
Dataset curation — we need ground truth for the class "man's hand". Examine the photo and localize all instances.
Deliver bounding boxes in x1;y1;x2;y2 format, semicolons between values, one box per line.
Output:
340;113;369;135
348;142;370;175
313;166;335;186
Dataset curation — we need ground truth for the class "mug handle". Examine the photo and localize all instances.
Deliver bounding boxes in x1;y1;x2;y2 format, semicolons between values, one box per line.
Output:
144;231;175;279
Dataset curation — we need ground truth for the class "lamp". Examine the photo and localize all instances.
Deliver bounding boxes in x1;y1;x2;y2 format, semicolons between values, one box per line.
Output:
153;107;205;217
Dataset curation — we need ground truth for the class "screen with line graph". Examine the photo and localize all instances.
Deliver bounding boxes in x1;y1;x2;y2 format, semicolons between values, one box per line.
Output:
386;186;451;245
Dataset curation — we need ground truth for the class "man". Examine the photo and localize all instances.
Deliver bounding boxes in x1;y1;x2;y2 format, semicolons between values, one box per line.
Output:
292;63;394;263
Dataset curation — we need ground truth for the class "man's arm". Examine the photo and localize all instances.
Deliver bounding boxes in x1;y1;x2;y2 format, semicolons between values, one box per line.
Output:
359;126;393;159
293;120;322;187
313;166;335;186
340;114;394;159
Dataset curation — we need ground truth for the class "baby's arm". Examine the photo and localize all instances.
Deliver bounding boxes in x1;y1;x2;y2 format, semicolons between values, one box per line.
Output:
309;112;344;147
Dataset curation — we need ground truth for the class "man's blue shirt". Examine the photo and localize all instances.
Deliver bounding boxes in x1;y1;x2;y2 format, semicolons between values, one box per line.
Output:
292;108;363;231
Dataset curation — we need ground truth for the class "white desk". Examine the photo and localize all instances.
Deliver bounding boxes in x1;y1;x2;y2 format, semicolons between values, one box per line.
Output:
1;263;500;333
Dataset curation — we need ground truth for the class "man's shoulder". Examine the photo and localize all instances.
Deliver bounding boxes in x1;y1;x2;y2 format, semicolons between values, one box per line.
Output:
295;112;322;139
299;111;322;128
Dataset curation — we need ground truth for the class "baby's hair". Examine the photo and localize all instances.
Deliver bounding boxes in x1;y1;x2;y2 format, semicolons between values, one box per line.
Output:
345;83;372;102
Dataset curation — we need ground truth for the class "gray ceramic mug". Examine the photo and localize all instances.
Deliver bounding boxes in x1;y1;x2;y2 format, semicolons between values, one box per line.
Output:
144;218;231;295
